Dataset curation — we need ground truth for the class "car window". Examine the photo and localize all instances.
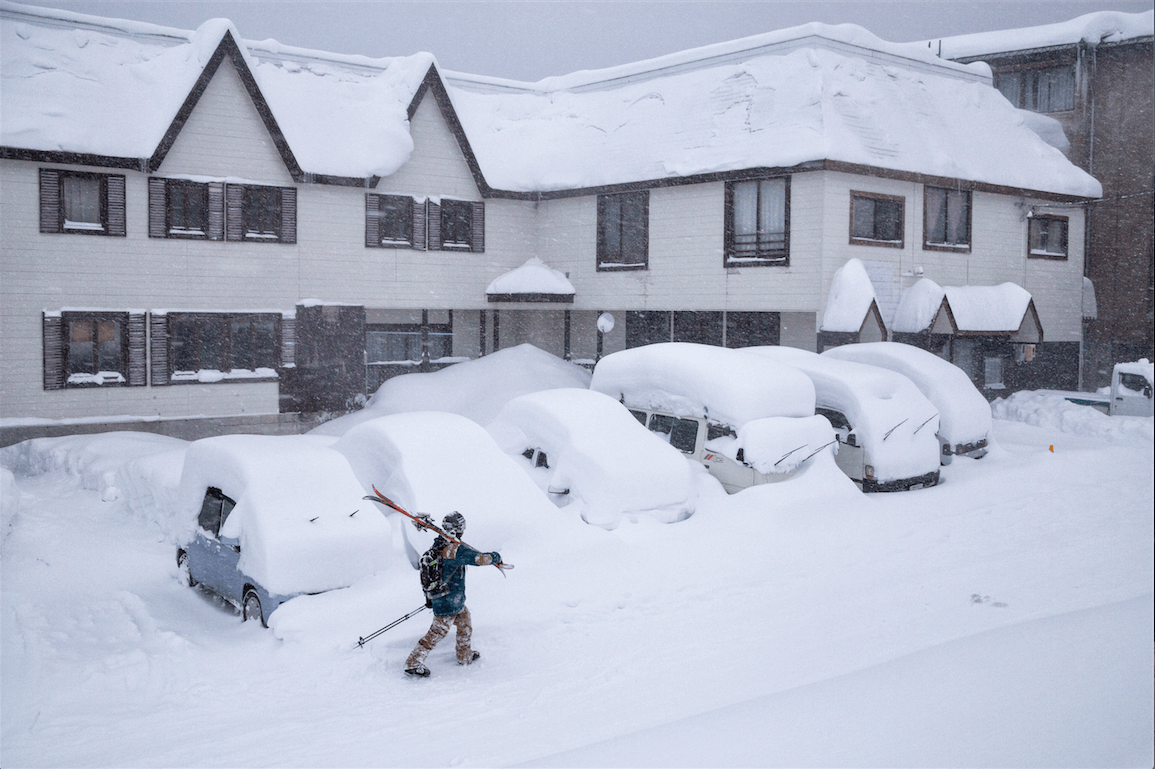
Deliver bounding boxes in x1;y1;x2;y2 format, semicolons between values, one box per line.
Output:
1119;372;1151;396
647;414;699;454
197;486;236;538
707;423;735;441
816;407;851;431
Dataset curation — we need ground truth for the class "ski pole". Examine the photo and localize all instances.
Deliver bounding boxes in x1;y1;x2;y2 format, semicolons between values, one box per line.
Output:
357;604;428;648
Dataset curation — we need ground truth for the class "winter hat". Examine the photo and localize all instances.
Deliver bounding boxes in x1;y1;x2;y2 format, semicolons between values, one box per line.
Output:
443;511;465;537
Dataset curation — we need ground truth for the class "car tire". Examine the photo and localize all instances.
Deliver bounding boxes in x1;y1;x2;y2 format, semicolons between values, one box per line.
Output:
177;550;196;587
242;588;266;627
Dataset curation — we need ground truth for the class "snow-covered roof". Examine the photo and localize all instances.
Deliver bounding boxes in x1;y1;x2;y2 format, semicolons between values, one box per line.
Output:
448;24;1102;197
0;2;1102;199
822;259;881;333
0;1;432;179
893;278;1038;336
923;10;1154;61
590;342;815;428
486;258;576;299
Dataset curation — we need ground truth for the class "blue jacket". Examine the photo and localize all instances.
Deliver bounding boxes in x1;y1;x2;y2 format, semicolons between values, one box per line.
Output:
431;541;501;616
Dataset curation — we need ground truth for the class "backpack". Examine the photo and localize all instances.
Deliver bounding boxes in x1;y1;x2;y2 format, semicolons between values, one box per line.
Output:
419;538;450;599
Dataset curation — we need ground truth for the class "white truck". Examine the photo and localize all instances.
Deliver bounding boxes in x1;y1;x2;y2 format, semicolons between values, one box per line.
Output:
1059;360;1155;417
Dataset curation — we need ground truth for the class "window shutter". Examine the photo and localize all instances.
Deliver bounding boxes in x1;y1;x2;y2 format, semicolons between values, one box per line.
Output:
148;178;167;238
207;182;225;241
226;184;245;241
280;316;296;368
106;175;126;236
42;313;65;390
280;187;297;244
39;169;62;233
470;201;485;253
127;312;147;386
426;200;441;251
365;193;381;248
150;313;170;386
412;196;427;251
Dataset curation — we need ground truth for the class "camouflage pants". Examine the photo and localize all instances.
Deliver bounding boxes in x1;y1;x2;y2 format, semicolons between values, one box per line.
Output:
406;607;473;667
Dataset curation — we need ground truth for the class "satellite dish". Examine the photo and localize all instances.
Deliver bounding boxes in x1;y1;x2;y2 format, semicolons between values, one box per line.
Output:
597;312;615;334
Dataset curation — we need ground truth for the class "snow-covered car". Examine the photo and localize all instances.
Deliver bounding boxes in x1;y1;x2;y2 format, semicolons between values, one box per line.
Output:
822;342;992;463
744;346;941;492
590;343;831;494
332;411;556;564
487;388;697;527
1108;360;1154;416
176;435;393;626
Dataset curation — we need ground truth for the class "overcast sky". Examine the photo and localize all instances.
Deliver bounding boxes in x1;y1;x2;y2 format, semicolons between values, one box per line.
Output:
27;0;1155;80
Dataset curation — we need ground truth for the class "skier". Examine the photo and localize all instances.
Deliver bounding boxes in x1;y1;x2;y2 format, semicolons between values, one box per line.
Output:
405;512;502;678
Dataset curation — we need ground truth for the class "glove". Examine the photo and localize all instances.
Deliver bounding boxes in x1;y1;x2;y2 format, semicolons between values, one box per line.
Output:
425;596;433;609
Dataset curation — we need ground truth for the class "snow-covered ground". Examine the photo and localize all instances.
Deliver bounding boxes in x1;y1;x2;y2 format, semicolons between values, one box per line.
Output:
2;367;1152;767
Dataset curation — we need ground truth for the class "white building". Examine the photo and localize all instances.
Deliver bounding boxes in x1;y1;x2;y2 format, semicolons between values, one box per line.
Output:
0;2;1101;441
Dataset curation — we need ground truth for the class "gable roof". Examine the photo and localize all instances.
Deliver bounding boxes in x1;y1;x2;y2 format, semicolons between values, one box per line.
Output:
0;2;432;181
893;278;1043;341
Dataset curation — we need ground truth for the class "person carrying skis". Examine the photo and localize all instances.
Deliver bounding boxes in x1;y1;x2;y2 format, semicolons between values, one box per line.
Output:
405;512;502;678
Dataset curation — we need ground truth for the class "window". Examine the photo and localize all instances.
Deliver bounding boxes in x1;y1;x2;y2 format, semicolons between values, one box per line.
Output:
381;195;414;246
1028;215;1068;259
39;169;126;236
169;180;207;235
225;184;296;244
597;190;649;270
924;187;971;250
646;414;700;454
198;487;236;538
725;177;789;265
983;356;1005;389
426;198;484;252
42;310;145;389
850;192;904;247
168;313;280;381
996;66;1075;113
148;178;222;240
366;325;453;364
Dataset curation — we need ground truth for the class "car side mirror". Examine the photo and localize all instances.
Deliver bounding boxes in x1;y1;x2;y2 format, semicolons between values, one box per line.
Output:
547;485;570;496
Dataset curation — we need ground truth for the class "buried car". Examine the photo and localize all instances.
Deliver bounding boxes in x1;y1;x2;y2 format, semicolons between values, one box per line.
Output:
822;342;992;464
589;343;826;494
745;346;941;491
487;388;698;527
176;435;392;626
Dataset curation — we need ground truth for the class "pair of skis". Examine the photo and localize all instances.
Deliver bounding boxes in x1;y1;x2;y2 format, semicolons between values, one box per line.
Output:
357;486;511;648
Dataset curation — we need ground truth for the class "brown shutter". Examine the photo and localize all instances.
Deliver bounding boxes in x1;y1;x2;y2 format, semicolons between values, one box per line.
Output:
150;313;170;386
365;193;381;248
226;184;245;241
39;169;61;233
42;313;65;390
207;182;225;241
127;312;147;386
280;316;296;368
412;196;427;251
148;178;167;238
470;201;485;253
426;200;441;251
280;187;297;244
106;175;126;236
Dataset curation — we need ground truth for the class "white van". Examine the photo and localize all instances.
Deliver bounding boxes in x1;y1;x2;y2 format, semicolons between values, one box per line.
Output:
1109;360;1154;417
822;342;991;464
745;346;941;491
590;343;830;494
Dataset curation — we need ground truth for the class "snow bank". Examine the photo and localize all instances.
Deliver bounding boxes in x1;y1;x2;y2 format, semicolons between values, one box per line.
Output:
332;412;556;558
745;346;940;482
893;278;946;334
992;392;1154;443
488;388;696;527
732;415;837;476
590;342;815;428
312;344;591;436
823;342;992;447
178;435;392;596
822;259;878;333
0;431;187;496
486;258;576;297
1;466;18;541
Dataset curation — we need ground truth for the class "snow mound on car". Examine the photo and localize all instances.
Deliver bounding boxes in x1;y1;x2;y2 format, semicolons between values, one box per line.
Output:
179;435;392;596
488;388;697;527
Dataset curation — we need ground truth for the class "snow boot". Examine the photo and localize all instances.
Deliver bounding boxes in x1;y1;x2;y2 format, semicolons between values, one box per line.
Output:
405;665;431;678
458;651;480;665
